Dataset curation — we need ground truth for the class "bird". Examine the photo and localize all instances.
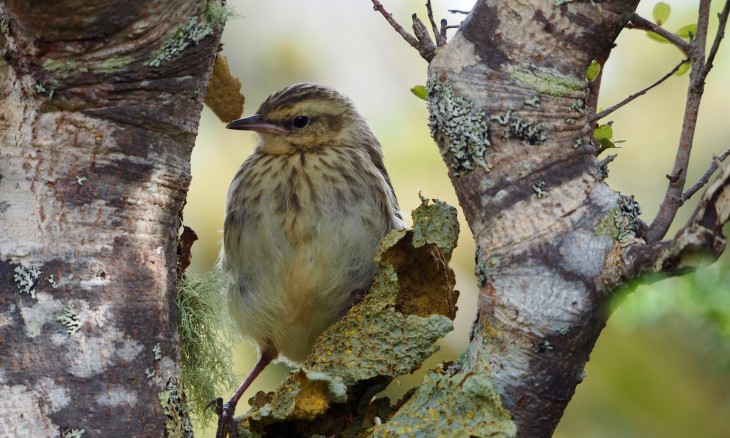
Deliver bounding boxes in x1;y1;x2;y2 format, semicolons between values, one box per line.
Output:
216;83;404;438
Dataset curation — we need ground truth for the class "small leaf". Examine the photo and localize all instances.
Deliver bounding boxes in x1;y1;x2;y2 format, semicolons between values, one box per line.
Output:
585;60;601;81
676;24;697;40
653;2;671;26
593;124;613;141
647;31;670;43
597;138;618;149
410;85;428;101
674;62;691;76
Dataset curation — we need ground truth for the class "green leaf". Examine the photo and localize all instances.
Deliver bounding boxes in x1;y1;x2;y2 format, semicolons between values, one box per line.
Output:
675;62;691;76
593;124;613;141
585;60;601;81
676;24;697;40
597;138;618;149
653;2;671;26
647;31;670;43
410;85;428;101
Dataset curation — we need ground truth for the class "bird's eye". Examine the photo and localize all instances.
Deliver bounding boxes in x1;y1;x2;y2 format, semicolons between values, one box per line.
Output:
292;116;309;129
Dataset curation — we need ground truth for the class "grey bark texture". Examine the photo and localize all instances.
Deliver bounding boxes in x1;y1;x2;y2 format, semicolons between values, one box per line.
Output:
0;0;223;436
428;1;729;437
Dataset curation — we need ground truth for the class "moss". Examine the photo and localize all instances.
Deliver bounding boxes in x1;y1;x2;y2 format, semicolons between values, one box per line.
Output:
369;367;516;437
177;269;237;427
205;0;239;26
97;56;133;72
513;69;585;98
43;59;88;73
427;75;491;176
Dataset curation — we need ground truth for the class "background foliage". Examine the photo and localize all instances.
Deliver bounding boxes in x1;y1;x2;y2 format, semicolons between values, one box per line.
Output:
185;1;730;436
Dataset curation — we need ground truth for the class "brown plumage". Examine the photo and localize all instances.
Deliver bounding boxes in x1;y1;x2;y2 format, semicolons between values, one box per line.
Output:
216;83;403;438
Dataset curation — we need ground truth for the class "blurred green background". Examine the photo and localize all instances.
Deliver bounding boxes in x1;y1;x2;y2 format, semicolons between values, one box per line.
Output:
186;1;730;436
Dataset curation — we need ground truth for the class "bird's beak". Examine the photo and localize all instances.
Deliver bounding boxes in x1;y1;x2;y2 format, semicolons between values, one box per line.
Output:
226;115;289;135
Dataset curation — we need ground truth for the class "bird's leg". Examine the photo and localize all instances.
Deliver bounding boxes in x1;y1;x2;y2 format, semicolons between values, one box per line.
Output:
215;349;275;438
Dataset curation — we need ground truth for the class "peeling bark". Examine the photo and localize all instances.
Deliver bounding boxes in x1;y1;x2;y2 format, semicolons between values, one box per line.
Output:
0;1;223;436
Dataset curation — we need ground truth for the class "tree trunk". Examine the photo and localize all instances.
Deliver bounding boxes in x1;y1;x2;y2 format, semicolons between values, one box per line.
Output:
0;1;223;436
426;1;726;436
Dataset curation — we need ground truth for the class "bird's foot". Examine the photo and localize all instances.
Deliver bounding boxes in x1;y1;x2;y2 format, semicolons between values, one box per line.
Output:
215;398;239;438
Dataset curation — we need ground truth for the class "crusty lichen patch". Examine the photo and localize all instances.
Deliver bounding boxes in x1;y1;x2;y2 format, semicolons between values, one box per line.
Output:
14;264;42;298
595;194;645;243
411;193;459;254
490;109;548;145
369;366;516;437
238;196;460;436
427;75;491;176
158;377;194;438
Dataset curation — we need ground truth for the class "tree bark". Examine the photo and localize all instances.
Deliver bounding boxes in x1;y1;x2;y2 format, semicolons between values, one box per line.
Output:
426;1;727;436
0;1;222;436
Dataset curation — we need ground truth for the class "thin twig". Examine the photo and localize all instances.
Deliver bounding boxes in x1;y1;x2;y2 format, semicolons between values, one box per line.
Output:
411;14;437;60
439;18;449;42
646;0;712;244
682;147;730;201
590;59;688;123
598;154;618;168
370;0;436;61
700;0;730;84
448;10;470;14
425;0;445;46
371;1;420;50
629;13;691;56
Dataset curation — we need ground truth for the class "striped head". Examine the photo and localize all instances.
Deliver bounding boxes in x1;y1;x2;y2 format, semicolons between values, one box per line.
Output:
227;83;374;155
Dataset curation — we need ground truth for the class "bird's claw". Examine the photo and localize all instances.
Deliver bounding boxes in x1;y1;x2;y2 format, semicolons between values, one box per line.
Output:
215;401;238;438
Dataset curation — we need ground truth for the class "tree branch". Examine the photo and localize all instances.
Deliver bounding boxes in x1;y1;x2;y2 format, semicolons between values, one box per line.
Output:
628;13;691;56
699;0;730;85
425;0;446;47
624;165;730;280
590;59;688;123
370;0;436;61
682;147;730;202
645;0;713;244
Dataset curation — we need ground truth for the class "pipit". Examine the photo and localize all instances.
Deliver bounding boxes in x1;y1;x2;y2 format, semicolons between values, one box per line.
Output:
216;83;404;437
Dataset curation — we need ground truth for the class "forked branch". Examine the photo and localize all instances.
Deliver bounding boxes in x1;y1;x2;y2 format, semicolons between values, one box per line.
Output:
624;165;730;280
645;0;730;244
682;147;730;202
370;0;458;62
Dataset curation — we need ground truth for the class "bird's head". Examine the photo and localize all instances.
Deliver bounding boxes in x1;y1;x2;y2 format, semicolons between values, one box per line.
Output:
227;83;368;155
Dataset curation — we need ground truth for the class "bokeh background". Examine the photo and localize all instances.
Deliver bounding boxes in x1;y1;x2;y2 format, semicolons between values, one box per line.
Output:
186;1;730;436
